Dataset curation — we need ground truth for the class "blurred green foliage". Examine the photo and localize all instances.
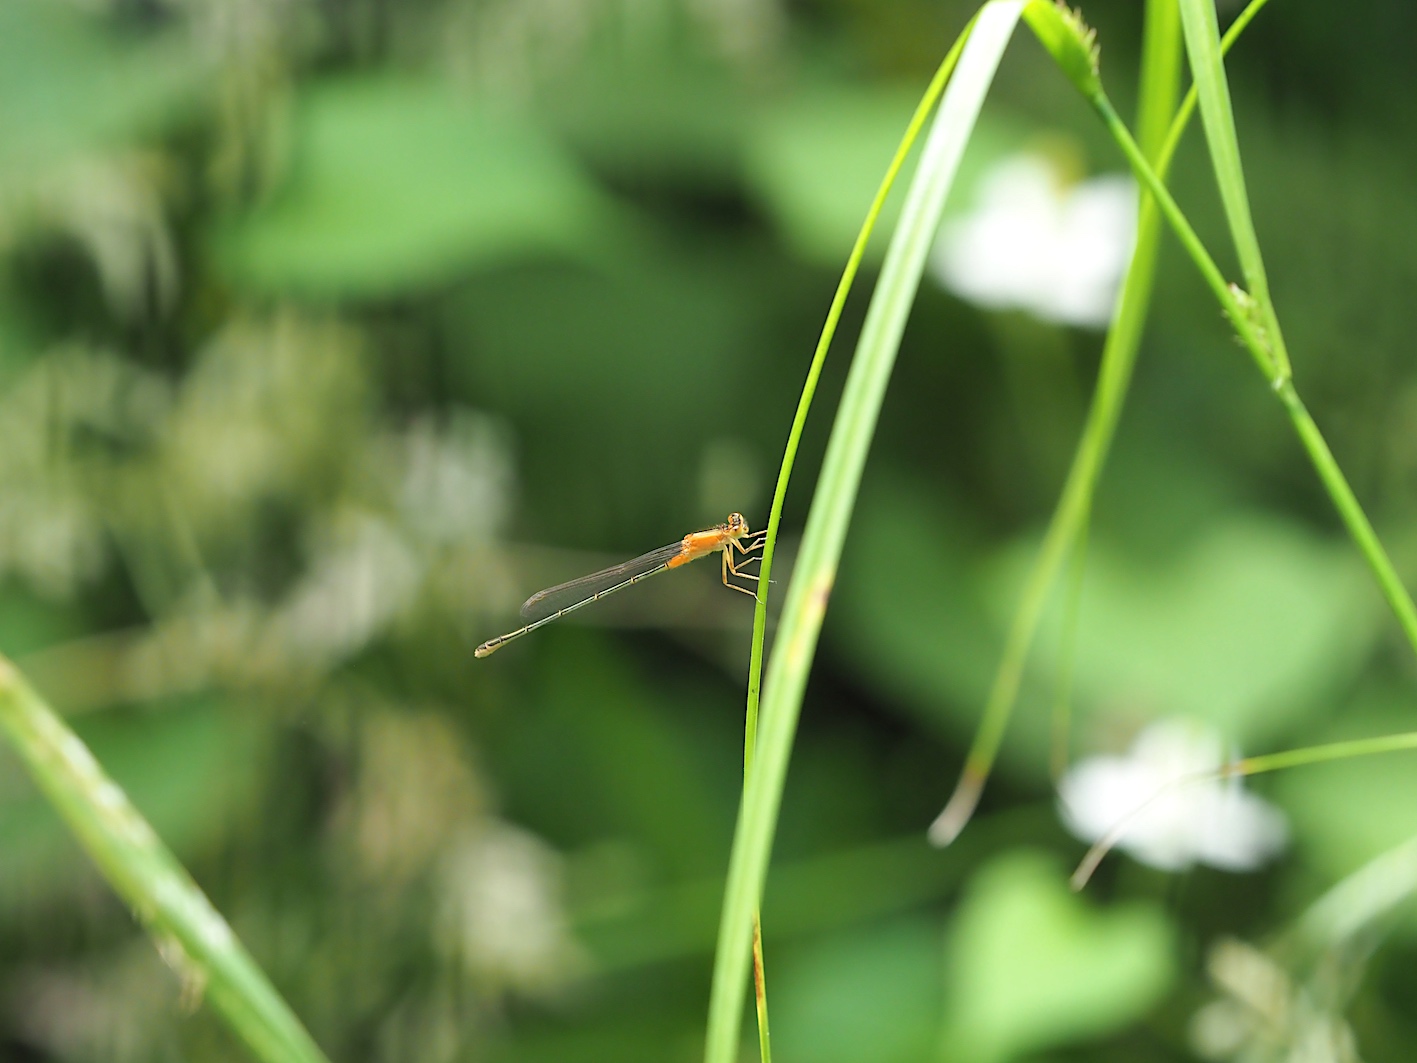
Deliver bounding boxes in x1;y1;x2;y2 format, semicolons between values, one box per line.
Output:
2;0;1417;1060
219;78;615;294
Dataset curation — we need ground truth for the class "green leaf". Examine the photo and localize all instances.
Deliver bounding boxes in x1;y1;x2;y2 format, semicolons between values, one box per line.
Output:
943;850;1174;1063
771;919;943;1063
454;257;755;426
744;85;1019;265
549;60;750;187
831;479;1002;733
0;0;199;180
1039;515;1379;747
1276;691;1417;895
0;589;85;660
835;483;1375;768
217;78;614;296
504;638;732;878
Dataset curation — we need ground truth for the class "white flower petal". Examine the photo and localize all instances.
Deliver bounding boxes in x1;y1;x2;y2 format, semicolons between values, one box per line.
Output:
1058;718;1288;874
931;152;1137;328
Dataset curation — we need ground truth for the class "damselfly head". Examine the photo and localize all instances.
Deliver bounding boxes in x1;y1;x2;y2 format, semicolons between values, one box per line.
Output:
726;512;749;536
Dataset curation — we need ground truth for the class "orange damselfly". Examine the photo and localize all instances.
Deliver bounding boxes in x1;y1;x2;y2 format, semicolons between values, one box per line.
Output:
475;513;764;658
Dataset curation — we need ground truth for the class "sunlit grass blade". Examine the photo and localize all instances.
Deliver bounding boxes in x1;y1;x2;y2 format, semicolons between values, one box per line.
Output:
704;5;1027;1060
1176;0;1291;380
930;0;1342;847
930;0;1184;844
735;11;985;1062
739;19;981;769
734;20;984;1056
0;654;329;1063
1090;91;1417;659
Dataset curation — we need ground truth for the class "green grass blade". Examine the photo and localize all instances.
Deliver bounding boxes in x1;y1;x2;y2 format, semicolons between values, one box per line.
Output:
1176;0;1291;379
734;20;980;1057
1165;3;1416;657
0;655;329;1063
703;4;1027;1060
1154;0;1272;177
740;15;979;772
1231;732;1417;777
932;0;1279;844
928;0;1183;844
1049;509;1091;780
1091;95;1417;660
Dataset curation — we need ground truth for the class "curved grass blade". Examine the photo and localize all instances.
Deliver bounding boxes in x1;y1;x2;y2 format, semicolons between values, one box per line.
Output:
733;10;983;1059
1089;98;1417;658
0;655;329;1063
704;5;1027;1060
1176;0;1290;381
930;0;1274;846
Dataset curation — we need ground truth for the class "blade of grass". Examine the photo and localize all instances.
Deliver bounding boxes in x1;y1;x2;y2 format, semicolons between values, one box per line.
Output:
737;19;983;1061
1045;0;1179;784
1176;0;1291;381
739;19;980;779
1162;3;1417;637
1297;833;1417;950
704;5;1027;1060
0;654;329;1063
1087;94;1417;657
929;0;1287;845
929;0;1186;843
1049;508;1090;781
1167;3;1417;648
733;15;983;1059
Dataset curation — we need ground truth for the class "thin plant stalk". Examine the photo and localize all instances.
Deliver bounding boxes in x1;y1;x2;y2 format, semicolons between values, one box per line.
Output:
929;0;1187;843
705;5;1027;1060
1176;0;1291;381
1165;0;1417;648
1091;98;1417;653
928;0;1283;844
1049;509;1090;781
0;654;329;1063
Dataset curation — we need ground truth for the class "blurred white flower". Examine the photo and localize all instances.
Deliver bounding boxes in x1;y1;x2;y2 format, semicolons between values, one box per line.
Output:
9;943;176;1063
385;410;515;544
1059;718;1288;873
931;152;1137;328
267;511;422;667
436;822;586;996
0;348;166;598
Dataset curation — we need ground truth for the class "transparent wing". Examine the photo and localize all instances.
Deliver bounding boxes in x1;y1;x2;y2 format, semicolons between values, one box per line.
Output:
519;541;683;621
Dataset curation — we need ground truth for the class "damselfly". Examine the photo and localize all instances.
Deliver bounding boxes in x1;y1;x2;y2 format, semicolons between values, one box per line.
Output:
475;513;764;657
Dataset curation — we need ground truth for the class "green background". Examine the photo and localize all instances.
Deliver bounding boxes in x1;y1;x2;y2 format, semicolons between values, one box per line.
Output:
1;0;1415;1060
